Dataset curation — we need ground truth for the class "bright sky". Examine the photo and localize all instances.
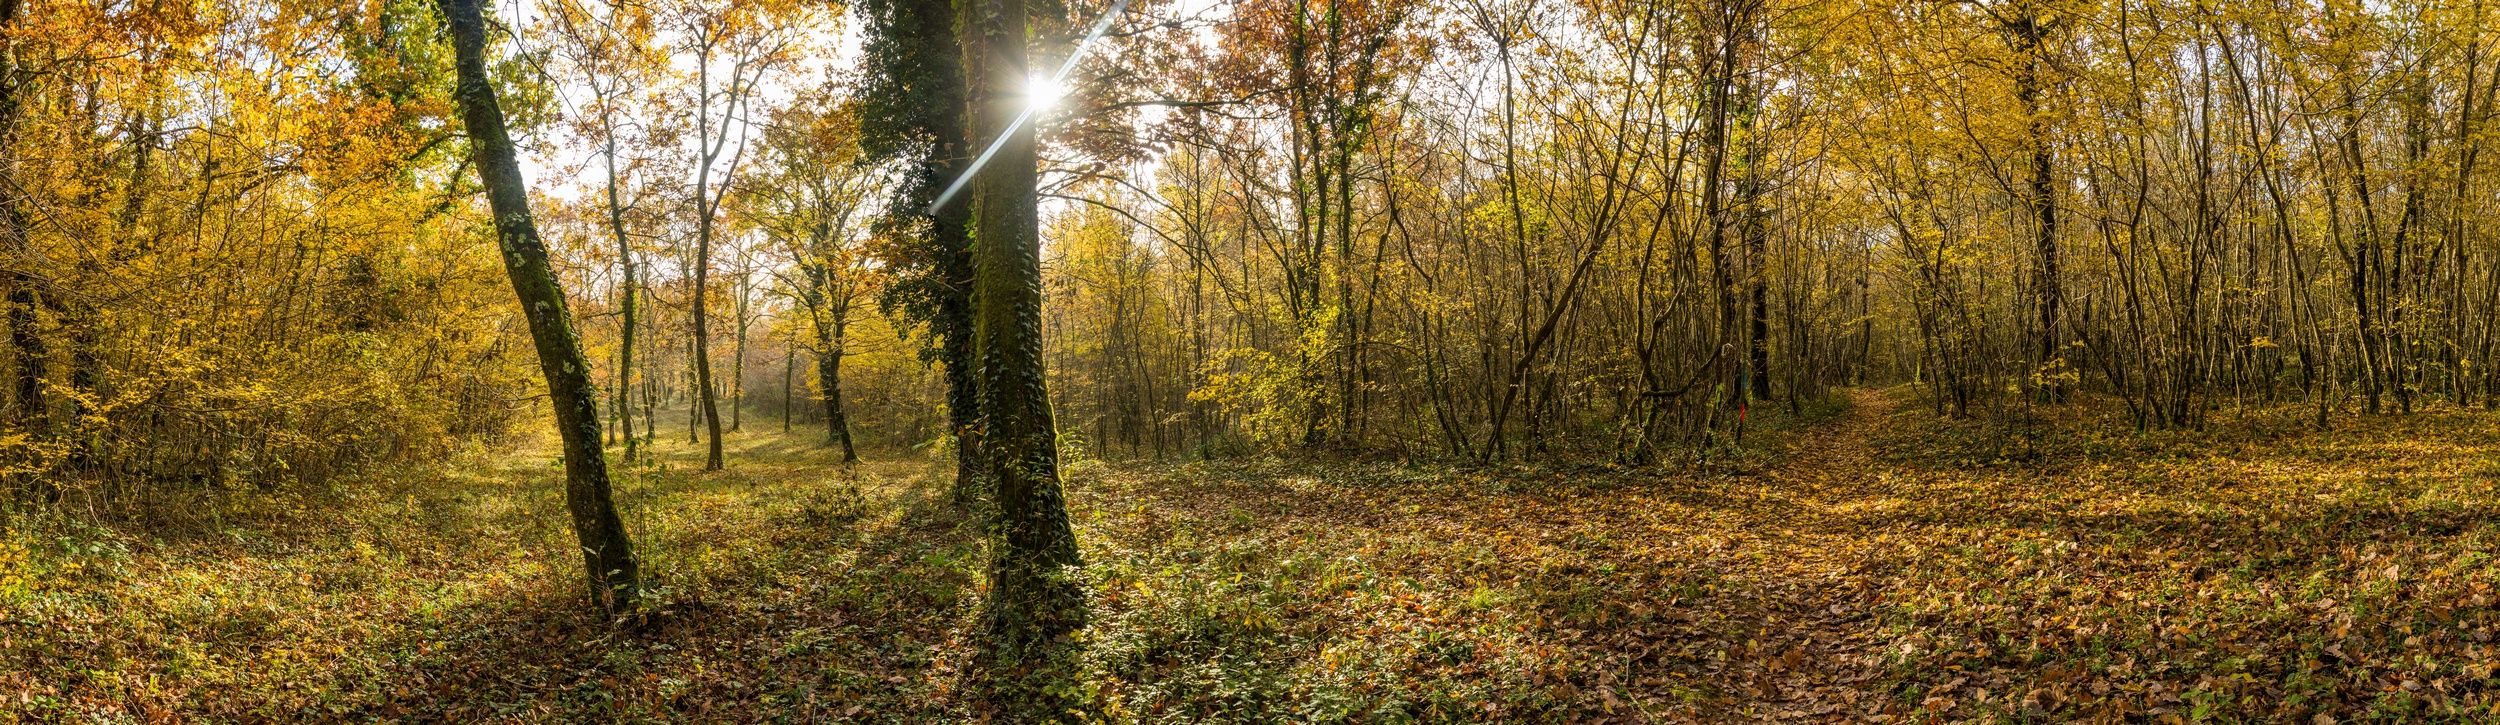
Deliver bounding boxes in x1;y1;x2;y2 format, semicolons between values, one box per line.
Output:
507;0;1232;249
505;0;860;205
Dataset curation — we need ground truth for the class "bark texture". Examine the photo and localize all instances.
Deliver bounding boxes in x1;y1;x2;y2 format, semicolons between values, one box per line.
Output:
443;0;641;615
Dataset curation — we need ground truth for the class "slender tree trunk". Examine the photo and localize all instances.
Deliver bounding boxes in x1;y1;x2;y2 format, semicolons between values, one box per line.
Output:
1482;34;1529;460
687;335;701;442
730;275;749;432
1739;77;1770;402
443;0;640;615
782;329;794;434
690;49;730;470
8;287;43;433
1699;3;1748;435
693;240;722;466
641;278;658;449
2340;106;2388;415
602;130;638;462
608;336;621;447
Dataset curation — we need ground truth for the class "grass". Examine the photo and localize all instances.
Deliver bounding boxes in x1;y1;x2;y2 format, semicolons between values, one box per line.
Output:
7;389;2500;721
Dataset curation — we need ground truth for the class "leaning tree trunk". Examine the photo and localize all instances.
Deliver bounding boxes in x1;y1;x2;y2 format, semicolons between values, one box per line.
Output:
443;0;640;615
961;0;1083;682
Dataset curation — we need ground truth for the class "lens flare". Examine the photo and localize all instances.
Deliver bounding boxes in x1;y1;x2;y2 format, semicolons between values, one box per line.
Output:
1028;75;1070;113
928;0;1134;214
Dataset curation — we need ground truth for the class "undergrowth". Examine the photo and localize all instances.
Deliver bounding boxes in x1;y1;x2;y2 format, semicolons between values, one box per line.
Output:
7;390;2500;722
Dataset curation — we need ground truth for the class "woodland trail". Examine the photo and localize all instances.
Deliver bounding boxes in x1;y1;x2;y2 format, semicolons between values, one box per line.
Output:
1674;388;1910;721
1567;384;2500;722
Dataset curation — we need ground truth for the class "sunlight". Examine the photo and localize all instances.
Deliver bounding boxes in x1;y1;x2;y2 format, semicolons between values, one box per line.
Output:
1027;74;1070;113
929;0;1133;214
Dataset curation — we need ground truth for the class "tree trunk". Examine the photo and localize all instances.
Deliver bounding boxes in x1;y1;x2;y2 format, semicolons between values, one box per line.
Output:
1739;76;1770;402
2015;8;2064;403
442;0;640;615
1;0;42;440
781;330;794;434
891;0;985;502
730;274;749;432
686;337;701;442
690;50;729;470
640;279;657;449
817;315;857;463
602;129;638;462
939;249;983;498
961;0;1084;680
693;238;723;467
1700;3;1748;435
8;286;43;434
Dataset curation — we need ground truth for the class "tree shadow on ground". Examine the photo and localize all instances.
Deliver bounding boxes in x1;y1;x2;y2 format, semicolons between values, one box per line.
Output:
352;463;992;721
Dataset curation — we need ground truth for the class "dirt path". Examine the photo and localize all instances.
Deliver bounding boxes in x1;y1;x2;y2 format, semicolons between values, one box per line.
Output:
1699;388;1907;720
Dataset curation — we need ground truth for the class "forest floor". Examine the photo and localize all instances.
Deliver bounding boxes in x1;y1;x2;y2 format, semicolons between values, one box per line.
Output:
9;389;2500;722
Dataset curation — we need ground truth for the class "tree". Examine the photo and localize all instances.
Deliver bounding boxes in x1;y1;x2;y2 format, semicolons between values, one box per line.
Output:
1215;0;1420;449
2004;0;2066;404
858;0;983;499
748;94;873;461
0;0;61;445
543;0;667;463
729;253;755;432
668;0;801;471
441;0;642;615
802;252;863;462
960;0;1084;695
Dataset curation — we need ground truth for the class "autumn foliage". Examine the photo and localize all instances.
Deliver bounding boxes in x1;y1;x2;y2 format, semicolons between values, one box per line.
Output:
10;0;2500;720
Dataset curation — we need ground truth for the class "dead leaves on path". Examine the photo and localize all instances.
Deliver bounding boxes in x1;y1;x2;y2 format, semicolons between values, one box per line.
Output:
1084;390;2500;721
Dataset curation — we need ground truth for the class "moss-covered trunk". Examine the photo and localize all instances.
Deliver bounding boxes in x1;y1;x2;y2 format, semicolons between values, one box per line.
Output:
960;0;1083;688
442;0;641;616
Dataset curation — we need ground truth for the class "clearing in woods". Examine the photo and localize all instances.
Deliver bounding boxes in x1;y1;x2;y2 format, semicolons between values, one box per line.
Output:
9;387;2500;721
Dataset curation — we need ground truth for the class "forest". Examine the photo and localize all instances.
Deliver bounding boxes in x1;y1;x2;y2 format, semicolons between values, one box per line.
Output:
9;0;2500;720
